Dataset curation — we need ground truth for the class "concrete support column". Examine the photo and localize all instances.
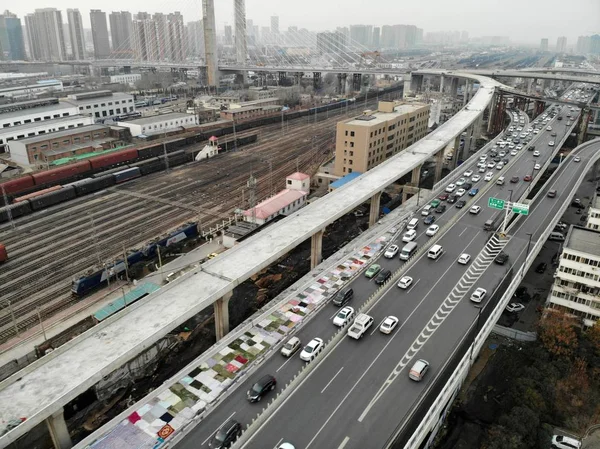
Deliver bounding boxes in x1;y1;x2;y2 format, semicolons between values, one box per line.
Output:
452;135;461;169
487;92;498;135
410;74;423;93
411;165;422;185
202;0;219;86
450;77;459;98
311;229;325;269
46;409;72;449
369;192;382;227
463;81;470;105
434;150;444;184
462;126;473;160
526;79;534;94
214;292;232;340
439;74;445;93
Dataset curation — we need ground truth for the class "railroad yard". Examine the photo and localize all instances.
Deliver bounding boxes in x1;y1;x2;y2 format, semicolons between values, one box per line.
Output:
0;99;384;343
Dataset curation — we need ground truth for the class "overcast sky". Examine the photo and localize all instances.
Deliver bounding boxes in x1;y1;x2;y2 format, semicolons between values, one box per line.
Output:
10;0;600;45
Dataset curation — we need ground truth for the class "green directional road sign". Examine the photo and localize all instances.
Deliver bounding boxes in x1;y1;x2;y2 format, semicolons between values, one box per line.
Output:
488;197;505;210
512;202;530;215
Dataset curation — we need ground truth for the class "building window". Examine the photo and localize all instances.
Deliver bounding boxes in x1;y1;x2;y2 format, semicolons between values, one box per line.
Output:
348;168;353;173
350;142;354;147
350;131;355;137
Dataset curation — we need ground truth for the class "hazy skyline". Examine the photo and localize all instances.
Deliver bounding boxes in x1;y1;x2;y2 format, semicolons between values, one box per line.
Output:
9;0;600;45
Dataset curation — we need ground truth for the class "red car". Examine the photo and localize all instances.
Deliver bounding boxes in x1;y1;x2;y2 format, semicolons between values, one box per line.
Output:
524;175;533;182
438;193;449;201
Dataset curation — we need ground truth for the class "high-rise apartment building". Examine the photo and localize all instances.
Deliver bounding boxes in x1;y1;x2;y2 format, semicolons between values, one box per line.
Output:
224;25;233;45
540;38;549;51
0;11;26;60
25;9;67;61
349;25;372;48
270;16;279;34
109;11;133;57
372;27;380;48
556;36;567;52
133;13;158;61
576;36;591;54
167;12;185;62
548;226;600;327
316;31;347;55
153;13;169;60
187;20;204;58
90;10;111;59
333;101;430;177
67;9;85;60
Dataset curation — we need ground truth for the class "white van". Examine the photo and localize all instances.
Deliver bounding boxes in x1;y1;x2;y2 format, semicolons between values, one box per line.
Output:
548;231;565;242
428;244;444;260
400;242;418;261
421;205;432;216
496;176;505;185
407;217;419;230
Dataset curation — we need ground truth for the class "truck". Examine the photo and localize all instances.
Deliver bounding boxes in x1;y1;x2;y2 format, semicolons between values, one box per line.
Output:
347;313;374;339
484;215;499;231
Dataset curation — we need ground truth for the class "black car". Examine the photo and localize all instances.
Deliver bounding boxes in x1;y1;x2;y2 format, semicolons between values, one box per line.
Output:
210;419;242;448
528;145;535;152
494;252;509;265
493;156;501;162
463;183;472;191
447;195;457;204
435;204;447;213
455;200;466;208
375;269;392;285
424;215;436;225
247;374;277;402
535;262;547;273
502;158;509;165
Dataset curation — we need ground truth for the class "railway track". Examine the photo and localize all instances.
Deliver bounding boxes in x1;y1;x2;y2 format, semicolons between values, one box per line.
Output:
0;98;375;343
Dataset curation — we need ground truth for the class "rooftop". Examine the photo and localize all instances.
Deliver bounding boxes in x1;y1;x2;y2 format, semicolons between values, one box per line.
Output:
0;115;93;136
41;138;116;157
329;171;363;189
63;92;133;106
10;124;109;145
243;189;308;220
0;101;77;122
117;112;192;126
566;226;600;258
287;172;310;181
345;103;428;127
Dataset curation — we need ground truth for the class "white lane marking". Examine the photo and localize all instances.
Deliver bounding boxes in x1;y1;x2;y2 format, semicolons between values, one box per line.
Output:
201;412;236;445
276;354;296;373
273;438;283;449
458;227;468;237
321;367;344;394
371;318;386;336
337;436;351;449
330;309;339;319
434;252;445;262
409;278;420;290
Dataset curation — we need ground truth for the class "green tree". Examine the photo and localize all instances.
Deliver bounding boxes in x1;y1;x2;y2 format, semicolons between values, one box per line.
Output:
537;309;578;358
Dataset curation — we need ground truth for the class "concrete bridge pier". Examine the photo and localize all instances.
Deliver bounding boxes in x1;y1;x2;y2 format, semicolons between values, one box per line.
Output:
439;74;446;93
47;409;72;449
337;73;347;95
461;126;474;160
352;73;362;92
402;165;422;203
214;292;233;340
450;77;459;98
434;150;445;184
369;191;382;227
313;72;322;90
410;74;424;93
310;228;325;269
526;79;534;94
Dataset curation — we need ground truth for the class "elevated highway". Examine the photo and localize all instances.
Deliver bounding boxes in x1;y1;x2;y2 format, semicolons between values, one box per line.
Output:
0;73;502;448
171;105;584;449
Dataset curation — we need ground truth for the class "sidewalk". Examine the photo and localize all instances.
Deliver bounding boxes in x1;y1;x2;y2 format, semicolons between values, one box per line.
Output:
0;239;225;379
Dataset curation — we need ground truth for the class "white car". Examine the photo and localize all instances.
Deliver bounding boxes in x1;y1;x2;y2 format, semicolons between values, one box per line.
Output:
495;162;504;170
469;205;481;214
445;183;456;193
509;149;517;156
505;303;525;313
533;150;540;157
455;188;466;197
484;172;494;181
470;287;487;303
471;175;481;182
456;178;466;186
384;244;399;258
549;141;555;146
402;230;417;242
463;170;473;177
487;161;496;168
333;306;355;327
551;435;581;449
426;224;439;236
534;163;541;170
457;253;471;265
480;154;488;161
397;276;413;289
300;337;324;361
533;129;539;134
477;161;486;168
379;316;399;335
574;156;581;162
546;126;552;131
478;166;486;173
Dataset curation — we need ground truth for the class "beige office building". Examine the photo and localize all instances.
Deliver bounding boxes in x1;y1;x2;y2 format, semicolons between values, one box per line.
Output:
333;100;430;177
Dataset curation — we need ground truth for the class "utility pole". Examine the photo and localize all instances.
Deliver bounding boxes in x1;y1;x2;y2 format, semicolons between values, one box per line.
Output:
247;174;257;224
1;185;14;230
123;245;130;284
268;161;273;197
157;246;164;282
36;306;47;342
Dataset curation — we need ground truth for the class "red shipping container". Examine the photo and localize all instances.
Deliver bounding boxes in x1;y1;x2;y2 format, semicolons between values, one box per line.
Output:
0;175;35;196
14;185;62;202
32;161;92;186
89;148;138;170
0;244;7;263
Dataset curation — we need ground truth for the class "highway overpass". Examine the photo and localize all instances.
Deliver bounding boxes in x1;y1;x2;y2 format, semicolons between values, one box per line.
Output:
0;73;502;449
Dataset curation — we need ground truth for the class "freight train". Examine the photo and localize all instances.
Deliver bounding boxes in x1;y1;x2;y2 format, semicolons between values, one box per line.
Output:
71;222;200;296
0;136;257;224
